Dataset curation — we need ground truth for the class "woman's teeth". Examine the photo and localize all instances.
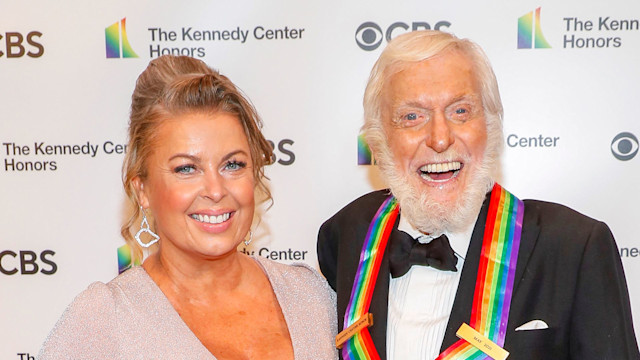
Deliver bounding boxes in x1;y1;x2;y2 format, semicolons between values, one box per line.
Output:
191;212;230;224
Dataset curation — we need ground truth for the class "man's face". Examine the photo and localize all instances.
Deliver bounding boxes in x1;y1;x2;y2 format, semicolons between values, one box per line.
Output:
378;49;489;230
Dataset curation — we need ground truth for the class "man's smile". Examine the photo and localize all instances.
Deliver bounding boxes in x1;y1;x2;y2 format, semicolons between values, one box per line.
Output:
418;161;462;182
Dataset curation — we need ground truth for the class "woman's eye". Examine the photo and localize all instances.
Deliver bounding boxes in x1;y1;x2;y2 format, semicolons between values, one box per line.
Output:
455;108;467;114
225;160;246;171
175;165;195;174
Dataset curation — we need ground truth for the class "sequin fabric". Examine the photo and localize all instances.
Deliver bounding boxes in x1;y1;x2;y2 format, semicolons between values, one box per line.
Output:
38;256;338;359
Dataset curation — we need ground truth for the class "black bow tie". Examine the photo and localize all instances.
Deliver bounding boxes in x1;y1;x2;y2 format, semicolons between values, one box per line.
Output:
388;231;458;278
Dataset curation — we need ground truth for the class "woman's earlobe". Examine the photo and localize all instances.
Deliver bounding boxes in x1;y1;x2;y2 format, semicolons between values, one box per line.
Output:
132;176;149;208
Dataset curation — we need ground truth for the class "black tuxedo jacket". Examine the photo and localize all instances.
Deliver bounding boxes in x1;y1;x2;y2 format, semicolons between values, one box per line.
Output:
318;190;639;359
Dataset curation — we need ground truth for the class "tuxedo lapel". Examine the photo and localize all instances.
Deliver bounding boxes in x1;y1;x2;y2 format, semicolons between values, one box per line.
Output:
369;233;391;359
440;194;491;351
337;192;397;360
511;204;541;295
367;213;403;360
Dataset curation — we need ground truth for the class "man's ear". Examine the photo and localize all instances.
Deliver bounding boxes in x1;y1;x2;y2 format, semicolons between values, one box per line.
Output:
132;176;149;208
368;141;383;165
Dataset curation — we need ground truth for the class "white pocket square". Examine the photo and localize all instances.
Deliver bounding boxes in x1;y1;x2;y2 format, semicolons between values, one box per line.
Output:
515;319;549;331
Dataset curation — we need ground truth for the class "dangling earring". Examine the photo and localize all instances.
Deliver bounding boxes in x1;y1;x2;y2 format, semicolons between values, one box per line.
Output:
244;230;253;246
135;206;159;248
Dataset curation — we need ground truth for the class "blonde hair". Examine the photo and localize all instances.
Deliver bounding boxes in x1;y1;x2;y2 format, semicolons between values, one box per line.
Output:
362;30;504;163
121;55;273;262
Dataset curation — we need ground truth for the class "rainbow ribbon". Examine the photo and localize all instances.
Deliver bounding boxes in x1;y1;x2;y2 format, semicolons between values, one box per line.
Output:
342;196;399;360
437;183;524;359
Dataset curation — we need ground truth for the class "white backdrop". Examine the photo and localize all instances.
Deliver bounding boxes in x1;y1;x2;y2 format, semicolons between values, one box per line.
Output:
1;1;639;358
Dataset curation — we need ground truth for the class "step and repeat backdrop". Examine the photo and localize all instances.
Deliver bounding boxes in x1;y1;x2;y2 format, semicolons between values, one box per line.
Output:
1;0;639;357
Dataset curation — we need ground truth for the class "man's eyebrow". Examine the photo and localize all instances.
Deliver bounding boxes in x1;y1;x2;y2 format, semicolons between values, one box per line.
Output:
395;94;481;108
448;94;482;104
395;101;430;110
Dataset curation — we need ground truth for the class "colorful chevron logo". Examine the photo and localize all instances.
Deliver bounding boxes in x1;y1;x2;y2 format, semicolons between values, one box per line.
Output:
117;244;140;274
357;132;375;165
105;18;139;58
518;7;551;49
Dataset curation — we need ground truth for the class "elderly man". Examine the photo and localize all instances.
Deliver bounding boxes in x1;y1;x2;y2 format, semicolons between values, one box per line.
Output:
318;30;639;360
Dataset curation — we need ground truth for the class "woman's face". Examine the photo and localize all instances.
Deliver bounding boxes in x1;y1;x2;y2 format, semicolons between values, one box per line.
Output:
135;111;255;261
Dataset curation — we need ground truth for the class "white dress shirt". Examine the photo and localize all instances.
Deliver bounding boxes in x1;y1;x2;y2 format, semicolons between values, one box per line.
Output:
386;215;474;360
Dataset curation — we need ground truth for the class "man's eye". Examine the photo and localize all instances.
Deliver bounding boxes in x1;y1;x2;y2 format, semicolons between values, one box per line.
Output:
175;165;195;174
449;106;474;122
404;113;418;121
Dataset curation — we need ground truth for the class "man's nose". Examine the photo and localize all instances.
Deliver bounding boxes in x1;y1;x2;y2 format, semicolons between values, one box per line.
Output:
425;112;454;153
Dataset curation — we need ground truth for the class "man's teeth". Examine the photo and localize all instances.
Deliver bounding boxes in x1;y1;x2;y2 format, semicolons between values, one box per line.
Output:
421;161;461;173
191;213;231;224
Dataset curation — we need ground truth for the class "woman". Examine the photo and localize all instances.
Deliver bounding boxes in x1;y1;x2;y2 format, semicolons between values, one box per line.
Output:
38;55;337;359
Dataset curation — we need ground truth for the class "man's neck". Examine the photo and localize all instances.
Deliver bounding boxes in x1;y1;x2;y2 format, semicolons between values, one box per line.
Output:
397;212;477;261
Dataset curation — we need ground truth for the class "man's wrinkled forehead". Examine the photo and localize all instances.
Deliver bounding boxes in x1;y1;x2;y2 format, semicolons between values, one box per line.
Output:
379;49;482;105
384;48;471;83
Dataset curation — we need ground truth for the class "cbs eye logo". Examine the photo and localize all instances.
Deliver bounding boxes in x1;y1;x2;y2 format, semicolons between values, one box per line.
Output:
611;132;638;161
355;21;451;51
355;22;384;51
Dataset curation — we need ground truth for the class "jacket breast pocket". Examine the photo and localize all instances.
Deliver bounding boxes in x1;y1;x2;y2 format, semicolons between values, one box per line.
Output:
504;328;567;359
